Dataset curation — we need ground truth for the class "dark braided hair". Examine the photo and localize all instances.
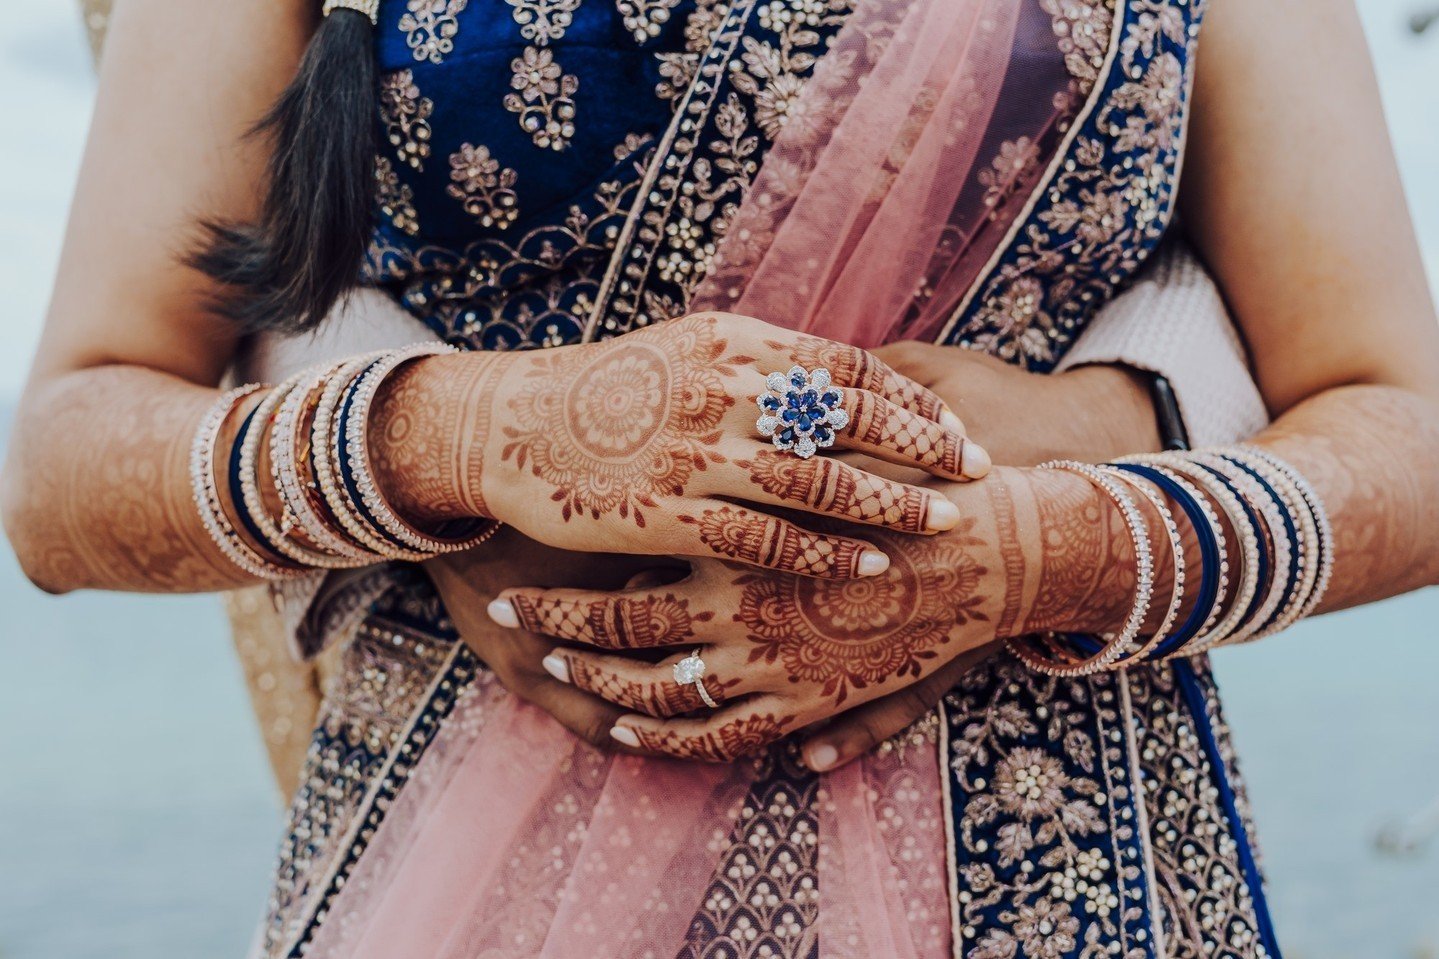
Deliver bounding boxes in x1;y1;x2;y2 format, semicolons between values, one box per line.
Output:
191;3;377;334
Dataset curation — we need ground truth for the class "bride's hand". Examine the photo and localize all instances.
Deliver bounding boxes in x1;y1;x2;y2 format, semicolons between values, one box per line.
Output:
484;489;1015;763
376;313;989;579
423;528;687;749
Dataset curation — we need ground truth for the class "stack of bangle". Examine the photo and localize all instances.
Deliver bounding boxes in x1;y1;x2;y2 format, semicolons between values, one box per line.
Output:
1011;445;1331;675
190;344;500;579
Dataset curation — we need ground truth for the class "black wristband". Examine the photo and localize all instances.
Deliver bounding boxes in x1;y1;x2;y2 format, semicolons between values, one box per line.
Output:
1149;374;1190;451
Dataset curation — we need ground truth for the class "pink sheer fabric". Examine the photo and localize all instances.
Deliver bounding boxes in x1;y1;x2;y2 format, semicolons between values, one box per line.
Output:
305;676;949;958
305;0;1078;955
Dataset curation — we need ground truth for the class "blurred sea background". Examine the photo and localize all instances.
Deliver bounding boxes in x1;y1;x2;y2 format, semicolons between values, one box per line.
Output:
1;3;1436;958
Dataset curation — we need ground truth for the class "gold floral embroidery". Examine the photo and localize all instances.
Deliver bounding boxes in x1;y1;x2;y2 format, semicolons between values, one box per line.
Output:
399;0;467;65
375;155;420;236
379;69;435;171
446;143;520;229
505;1;582;149
1128;664;1272;959
946;657;1150;959
979;137;1042;216
616;0;682;42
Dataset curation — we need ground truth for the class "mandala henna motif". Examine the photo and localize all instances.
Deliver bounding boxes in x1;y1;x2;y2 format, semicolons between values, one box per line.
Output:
501;319;742;526
509;592;712;649
680;506;869;577
739;452;929;532
630;713;794;762
736;522;990;704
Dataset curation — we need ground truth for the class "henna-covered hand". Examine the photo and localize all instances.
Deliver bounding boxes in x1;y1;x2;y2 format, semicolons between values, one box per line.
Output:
486;479;1022;762
371;313;989;580
484;466;1163;764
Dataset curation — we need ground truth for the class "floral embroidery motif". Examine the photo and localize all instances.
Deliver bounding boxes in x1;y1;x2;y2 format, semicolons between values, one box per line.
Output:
616;0;682;42
590;0;857;340
505;1;582;149
1129;663;1274;959
677;747;822;959
953;0;1205;369
378;69;435;171
375;155;420;235
945;657;1151;959
445;143;520;229
398;0;467;65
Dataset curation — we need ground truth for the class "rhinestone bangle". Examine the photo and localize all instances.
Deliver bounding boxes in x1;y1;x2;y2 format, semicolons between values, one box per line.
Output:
1137;453;1260;655
1099;465;1186;668
338;343;499;555
190;386;306;580
1010;461;1155;676
270;361;381;565
311;354;422;560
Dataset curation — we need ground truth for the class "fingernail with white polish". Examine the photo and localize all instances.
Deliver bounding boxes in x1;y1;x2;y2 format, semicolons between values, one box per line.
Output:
806;743;839;772
857;550;890;577
487;598;519;628
610;726;641;748
542;653;570;684
940;408;965;433
925;498;961;532
962;442;992;479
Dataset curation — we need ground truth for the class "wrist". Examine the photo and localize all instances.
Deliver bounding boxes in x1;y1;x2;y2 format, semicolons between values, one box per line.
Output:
991;465;1141;637
1052;364;1162;460
369;351;508;525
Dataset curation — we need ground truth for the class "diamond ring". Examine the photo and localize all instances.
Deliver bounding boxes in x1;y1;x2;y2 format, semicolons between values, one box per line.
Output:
756;365;849;459
672;651;719;709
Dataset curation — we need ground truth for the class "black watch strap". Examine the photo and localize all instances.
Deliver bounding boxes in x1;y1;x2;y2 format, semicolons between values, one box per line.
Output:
1149;374;1190;451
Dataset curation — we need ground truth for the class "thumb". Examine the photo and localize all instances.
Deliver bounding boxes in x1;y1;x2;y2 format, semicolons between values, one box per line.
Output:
801;645;995;772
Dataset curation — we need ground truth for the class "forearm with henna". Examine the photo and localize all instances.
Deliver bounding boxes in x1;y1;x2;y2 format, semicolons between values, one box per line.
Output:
1001;385;1439;636
1;367;252;592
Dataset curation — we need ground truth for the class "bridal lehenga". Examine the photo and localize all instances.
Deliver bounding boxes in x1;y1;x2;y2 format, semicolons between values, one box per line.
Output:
95;0;1289;956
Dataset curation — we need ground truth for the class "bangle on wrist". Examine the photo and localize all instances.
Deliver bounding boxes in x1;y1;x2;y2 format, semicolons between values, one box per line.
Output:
1010;461;1155;676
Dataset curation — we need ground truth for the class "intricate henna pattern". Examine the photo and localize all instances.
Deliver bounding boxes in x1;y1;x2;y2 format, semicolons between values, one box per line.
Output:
680;506;869;577
500;318;740;526
843;392;964;475
735;522;989;705
370;352;516;524
564;655;737;717
2;368;245;591
509;592;712;649
1022;473;1112;632
739;451;929;531
628;713;795;762
987;478;1028;638
776;335;948;422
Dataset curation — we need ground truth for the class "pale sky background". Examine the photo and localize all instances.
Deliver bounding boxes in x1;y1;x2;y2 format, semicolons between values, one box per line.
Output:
0;2;1436;397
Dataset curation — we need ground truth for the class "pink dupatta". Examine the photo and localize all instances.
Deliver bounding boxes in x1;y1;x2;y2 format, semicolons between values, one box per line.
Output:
302;0;1084;954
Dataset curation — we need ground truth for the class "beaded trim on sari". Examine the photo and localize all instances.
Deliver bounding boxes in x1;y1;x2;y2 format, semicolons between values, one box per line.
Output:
254;2;1283;957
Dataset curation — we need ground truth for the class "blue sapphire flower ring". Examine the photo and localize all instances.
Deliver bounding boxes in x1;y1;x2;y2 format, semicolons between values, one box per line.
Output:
756;366;850;459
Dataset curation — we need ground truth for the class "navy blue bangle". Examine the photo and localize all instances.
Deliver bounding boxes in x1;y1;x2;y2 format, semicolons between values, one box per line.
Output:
1111;463;1219;659
1197;463;1270;637
227;404;278;559
1220;455;1300;637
